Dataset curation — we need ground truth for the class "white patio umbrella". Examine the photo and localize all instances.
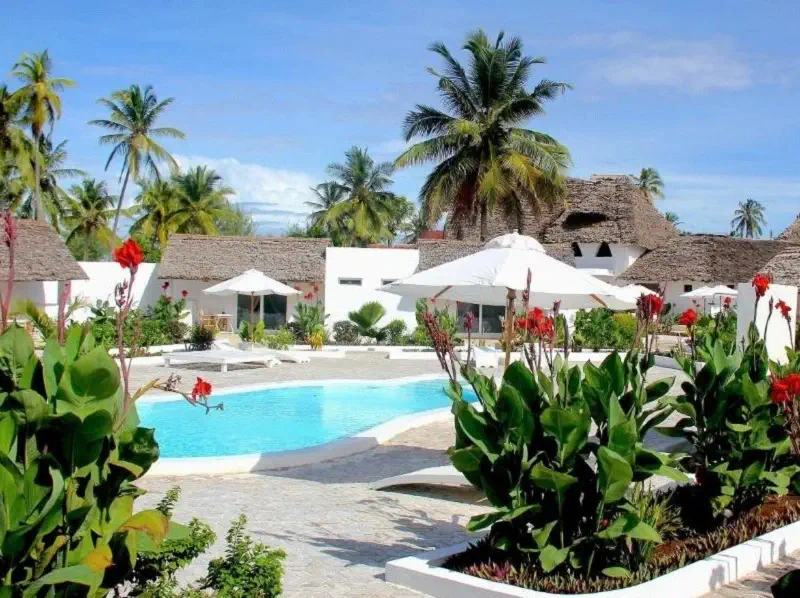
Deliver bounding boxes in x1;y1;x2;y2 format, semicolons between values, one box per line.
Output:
614;283;655;303
681;285;738;298
383;232;636;310
382;231;636;365
203;269;299;330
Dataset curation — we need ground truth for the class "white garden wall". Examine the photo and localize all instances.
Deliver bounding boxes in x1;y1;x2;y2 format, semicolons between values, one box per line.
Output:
737;282;797;363
70;262;162;321
324;247;420;329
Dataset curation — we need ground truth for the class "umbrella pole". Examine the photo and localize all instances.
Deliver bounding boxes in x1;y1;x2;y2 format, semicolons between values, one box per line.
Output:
249;293;255;332
504;288;516;369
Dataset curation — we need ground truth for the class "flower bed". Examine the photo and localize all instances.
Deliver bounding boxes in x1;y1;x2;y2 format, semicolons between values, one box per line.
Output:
387;276;800;597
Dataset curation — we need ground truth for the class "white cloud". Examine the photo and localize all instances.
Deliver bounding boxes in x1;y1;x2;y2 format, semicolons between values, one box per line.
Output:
372;138;411;157
575;33;752;92
660;172;800;236
174;155;317;233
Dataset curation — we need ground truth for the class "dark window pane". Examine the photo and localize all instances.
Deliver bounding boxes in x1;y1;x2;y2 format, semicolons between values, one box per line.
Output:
683;284;693;293
481;305;505;334
237;294;260;328
262;295;287;329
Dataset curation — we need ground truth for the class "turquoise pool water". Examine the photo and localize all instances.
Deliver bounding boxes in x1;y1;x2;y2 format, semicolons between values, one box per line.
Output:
138;378;467;458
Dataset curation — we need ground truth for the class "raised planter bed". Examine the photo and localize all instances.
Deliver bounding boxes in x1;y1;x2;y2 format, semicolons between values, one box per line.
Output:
386;518;800;597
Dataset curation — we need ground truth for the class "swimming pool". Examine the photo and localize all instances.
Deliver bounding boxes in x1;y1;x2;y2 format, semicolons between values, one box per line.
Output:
138;377;469;459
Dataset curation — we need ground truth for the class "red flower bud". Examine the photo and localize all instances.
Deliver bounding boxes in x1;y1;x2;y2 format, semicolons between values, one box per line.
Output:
776;299;792;321
181;289;189;298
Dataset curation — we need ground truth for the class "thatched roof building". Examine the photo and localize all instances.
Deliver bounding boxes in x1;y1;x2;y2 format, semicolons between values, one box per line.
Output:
619;235;789;284
417;239;575;271
157;234;329;282
762;246;800;286
444;175;678;249
0;220;86;281
777;214;800;243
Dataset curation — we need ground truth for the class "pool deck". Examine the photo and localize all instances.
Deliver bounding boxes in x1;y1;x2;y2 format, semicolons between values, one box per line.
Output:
132;353;797;597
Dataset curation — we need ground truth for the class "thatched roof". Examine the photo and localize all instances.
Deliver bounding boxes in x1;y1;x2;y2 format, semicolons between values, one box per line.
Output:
762;246;800;287
157;234;329;282
0;220;86;281
619;235;789;284
444;175;678;249
777;215;800;243
417;240;575;271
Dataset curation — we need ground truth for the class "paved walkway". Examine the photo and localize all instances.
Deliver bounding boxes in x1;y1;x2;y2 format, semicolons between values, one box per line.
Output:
131;353;797;596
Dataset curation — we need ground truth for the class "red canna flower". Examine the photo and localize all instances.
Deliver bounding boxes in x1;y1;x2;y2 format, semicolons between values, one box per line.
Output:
191;377;212;403
304;291;313;300
161;281;170;291
638;293;664;321
312;283;320;294
113;239;145;273
678;308;699;328
723;296;733;307
181;289;189;298
751;273;772;298
787;374;800;397
770;377;793;404
776;299;792;321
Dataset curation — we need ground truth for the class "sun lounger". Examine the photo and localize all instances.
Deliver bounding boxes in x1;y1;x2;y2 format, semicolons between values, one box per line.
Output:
371;465;469;490
456;346;500;369
213;341;311;364
163;349;279;373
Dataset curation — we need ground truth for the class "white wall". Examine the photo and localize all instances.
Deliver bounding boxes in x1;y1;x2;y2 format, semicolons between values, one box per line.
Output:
737;282;797;364
324;247;420;329
71;262;162;321
574;243;646;277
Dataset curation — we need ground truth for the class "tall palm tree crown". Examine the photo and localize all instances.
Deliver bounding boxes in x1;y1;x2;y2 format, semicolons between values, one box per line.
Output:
664;211;681;226
171;166;234;235
305;181;350;245
19;139;85;227
394;30;571;240
129;178;181;247
730;198;766;238
10;50;74;221
64;179;117;259
637;167;664;201
89;84;185;233
323;146;397;245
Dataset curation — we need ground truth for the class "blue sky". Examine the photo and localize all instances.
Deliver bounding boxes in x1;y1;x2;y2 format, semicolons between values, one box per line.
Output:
3;0;799;236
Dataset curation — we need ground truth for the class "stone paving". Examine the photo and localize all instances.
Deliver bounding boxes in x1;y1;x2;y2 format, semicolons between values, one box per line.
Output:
131;353;798;596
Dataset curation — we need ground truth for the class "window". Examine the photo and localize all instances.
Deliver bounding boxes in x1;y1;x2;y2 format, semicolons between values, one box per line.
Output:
262;295;287;329
480;305;505;334
571;242;583;257
596;241;612;257
381;279;397;286
338;278;362;286
727;284;735;289
237;294;260;328
683;284;693;293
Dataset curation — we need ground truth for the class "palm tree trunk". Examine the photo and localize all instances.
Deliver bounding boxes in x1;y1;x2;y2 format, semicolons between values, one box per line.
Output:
112;170;131;234
34;133;43;221
480;202;488;242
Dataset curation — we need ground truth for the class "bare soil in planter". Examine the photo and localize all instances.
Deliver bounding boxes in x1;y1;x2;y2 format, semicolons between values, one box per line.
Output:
444;492;800;595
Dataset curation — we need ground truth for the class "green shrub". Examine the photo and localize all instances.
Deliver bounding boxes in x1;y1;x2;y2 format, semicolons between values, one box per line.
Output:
167;320;189;343
574;309;640;351
188;325;215;351
446;352;684;578
129;487;216;596
332;320;360;345
293;302;327;341
0;325;173;595
348;301;387;341
611;313;638;349
384;319;408;345
264;327;295;350
200;515;286;598
413;299;458;346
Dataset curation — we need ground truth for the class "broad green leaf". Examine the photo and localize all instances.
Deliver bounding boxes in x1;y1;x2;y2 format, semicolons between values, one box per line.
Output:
771;569;800;598
608;397;637;458
540;407;589;464
741;461;765;486
41;337;63;399
449;447;482;473
466;510;505;532
119;509;169;543
726;420;752;433
645;377;674;401
598;446;633;503
22;564;102;597
742;374;769;410
455;402;500;462
9;390;48;425
530;462;578;496
532;521;558;549
601;352;625;396
539;544;569;573
503;361;538;408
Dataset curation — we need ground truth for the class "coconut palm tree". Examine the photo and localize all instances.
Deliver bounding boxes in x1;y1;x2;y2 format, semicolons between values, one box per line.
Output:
18;139;85;227
731;198;766;238
129;178;181;247
0;85;34;212
304;182;351;246
664;211;681;226
323;146;396;245
89;84;185;233
637;167;664;201
63;179;118;259
403;209;429;243
171;166;233;235
11;50;74;221
394;30;571;241
383;195;416;245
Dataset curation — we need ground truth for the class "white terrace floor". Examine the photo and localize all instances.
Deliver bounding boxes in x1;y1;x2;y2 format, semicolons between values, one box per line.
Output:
132;353;797;597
